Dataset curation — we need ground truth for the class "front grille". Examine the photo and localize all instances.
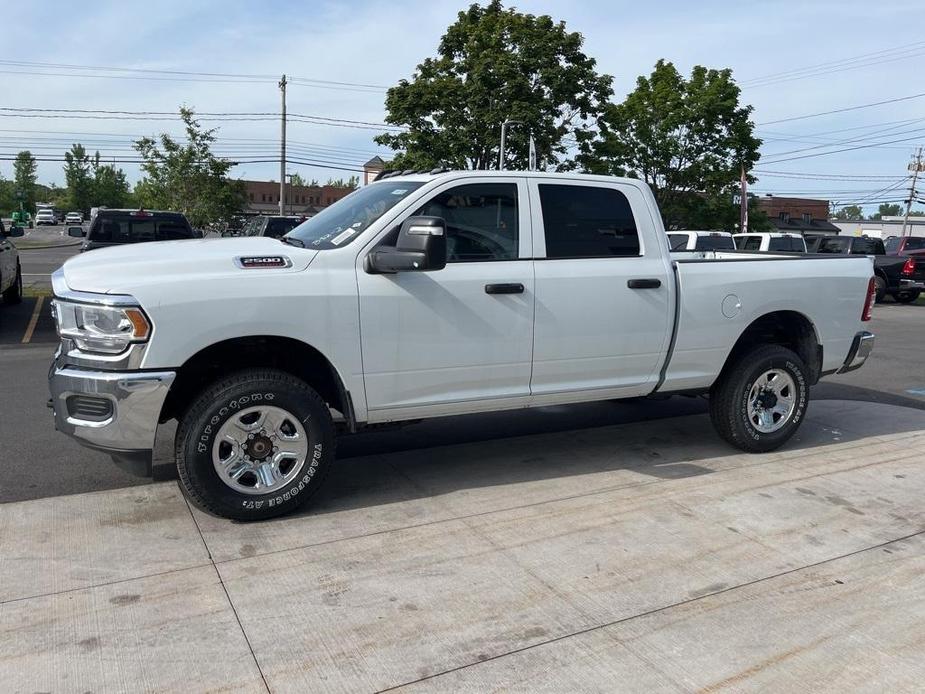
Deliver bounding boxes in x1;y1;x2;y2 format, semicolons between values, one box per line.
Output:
66;395;113;422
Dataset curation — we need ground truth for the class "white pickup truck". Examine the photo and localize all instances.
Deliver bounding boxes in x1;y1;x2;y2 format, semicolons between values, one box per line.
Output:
49;171;876;520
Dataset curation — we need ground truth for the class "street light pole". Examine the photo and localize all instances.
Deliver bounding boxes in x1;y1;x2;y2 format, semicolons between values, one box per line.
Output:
498;119;522;170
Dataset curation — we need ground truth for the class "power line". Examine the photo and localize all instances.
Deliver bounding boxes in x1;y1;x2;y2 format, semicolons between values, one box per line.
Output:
0;59;388;92
758;92;925;126
761;132;925;165
741;41;925;89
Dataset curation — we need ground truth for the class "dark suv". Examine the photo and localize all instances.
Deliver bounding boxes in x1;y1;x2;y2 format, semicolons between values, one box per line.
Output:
247;215;306;239
75;209;200;252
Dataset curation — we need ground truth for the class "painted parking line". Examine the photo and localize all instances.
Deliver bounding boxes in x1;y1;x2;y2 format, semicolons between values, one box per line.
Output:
21;296;45;344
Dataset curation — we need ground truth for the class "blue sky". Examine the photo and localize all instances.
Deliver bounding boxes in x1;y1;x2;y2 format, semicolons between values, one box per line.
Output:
4;0;925;212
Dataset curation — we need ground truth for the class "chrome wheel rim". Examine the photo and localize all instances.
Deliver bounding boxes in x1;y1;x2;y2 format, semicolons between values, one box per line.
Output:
212;405;308;495
747;369;797;434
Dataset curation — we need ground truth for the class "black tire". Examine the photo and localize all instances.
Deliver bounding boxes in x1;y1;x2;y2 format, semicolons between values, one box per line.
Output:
873;275;886;303
709;344;809;453
175;368;335;521
2;263;22;304
894;290;920;304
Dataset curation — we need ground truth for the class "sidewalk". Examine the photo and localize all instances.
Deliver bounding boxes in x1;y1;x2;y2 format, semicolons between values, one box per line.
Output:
1;400;923;693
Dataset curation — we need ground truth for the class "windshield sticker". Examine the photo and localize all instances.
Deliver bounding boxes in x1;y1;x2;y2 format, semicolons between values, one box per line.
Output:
330;228;358;246
391;189;408;195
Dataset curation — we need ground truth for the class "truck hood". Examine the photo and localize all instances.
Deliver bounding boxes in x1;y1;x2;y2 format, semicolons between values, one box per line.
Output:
62;237;318;295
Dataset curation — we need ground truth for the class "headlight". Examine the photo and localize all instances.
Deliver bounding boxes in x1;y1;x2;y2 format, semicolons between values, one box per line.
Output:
53;301;151;354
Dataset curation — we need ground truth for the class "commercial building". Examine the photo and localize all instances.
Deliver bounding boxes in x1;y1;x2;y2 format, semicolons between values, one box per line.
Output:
755;195;840;235
240;180;354;216
832;216;925;239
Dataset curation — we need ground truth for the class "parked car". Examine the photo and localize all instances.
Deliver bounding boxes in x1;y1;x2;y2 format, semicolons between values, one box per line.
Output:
35;208;57;226
734;232;807;252
76;209;200;252
667;230;735;251
0;220;24;305
65;212;83;224
49;170;876;520
809;235;925;303
884;235;925;257
248;215;306;239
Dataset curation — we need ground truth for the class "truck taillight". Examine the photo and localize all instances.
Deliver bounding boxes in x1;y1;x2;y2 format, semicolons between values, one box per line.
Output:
862;277;876;322
901;257;916;276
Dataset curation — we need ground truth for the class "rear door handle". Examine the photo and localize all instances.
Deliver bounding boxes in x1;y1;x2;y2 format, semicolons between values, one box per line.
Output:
485;283;524;295
627;278;661;289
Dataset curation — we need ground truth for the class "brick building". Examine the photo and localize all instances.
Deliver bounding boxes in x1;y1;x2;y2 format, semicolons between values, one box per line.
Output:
756;195;840;235
240;180;354;216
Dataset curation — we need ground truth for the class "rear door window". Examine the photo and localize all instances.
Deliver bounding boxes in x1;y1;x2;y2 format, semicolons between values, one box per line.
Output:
695;234;735;251
817;237;850;253
667;234;689;250
539;184;639;258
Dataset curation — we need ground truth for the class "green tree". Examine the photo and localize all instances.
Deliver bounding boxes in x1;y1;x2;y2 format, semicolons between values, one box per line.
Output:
375;0;613;170
133;108;245;226
64;144;94;213
288;172;306;187
833;205;863;221
577;59;760;229
324;176;358;189
92;155;132;208
869;202;903;219
13;150;38;212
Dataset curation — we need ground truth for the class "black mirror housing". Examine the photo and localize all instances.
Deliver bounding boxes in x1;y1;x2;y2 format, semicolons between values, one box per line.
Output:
367;216;447;274
67;226;85;238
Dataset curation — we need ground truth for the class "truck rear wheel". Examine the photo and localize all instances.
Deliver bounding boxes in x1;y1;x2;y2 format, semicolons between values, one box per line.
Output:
175;368;335;521
709;344;808;453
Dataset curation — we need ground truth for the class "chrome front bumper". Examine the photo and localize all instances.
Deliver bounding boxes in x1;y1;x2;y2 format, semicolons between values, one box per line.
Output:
49;366;175;454
837;331;875;374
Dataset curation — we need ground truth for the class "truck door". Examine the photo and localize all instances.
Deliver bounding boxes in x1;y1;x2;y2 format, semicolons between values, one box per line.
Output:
357;177;535;414
528;179;673;396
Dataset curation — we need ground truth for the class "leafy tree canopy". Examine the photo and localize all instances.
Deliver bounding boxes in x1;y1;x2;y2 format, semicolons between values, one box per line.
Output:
13;151;38;212
577;59;760;230
869;202;902;219
134;108;244;227
833;204;863;221
376;0;613;171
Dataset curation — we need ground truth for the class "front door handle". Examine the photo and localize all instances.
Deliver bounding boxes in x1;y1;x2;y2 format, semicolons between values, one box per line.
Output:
485;283;524;295
627;278;661;289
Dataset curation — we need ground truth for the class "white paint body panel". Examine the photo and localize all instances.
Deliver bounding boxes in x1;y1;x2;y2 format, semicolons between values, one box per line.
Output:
58;171;874;427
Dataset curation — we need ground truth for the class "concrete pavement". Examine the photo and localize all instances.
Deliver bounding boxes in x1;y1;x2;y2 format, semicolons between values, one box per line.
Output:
1;399;923;692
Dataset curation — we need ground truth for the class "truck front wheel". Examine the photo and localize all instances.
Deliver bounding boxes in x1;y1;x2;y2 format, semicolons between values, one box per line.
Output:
709;345;809;453
175;368;335;521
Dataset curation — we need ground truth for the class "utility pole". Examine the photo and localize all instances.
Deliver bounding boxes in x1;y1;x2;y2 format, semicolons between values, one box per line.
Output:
279;74;287;216
739;164;748;233
901;146;923;237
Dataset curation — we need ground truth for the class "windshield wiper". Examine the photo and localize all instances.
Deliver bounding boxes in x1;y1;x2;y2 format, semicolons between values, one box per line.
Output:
280;236;305;248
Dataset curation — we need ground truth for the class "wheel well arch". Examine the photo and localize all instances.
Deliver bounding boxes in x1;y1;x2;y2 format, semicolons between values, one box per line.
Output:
159;335;349;425
719;310;822;386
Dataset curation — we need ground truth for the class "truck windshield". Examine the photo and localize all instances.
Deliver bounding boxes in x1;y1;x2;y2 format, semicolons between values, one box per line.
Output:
285;182;424;250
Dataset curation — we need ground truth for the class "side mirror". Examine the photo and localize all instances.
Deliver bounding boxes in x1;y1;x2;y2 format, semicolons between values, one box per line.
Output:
67;226;85;238
366;216;447;274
